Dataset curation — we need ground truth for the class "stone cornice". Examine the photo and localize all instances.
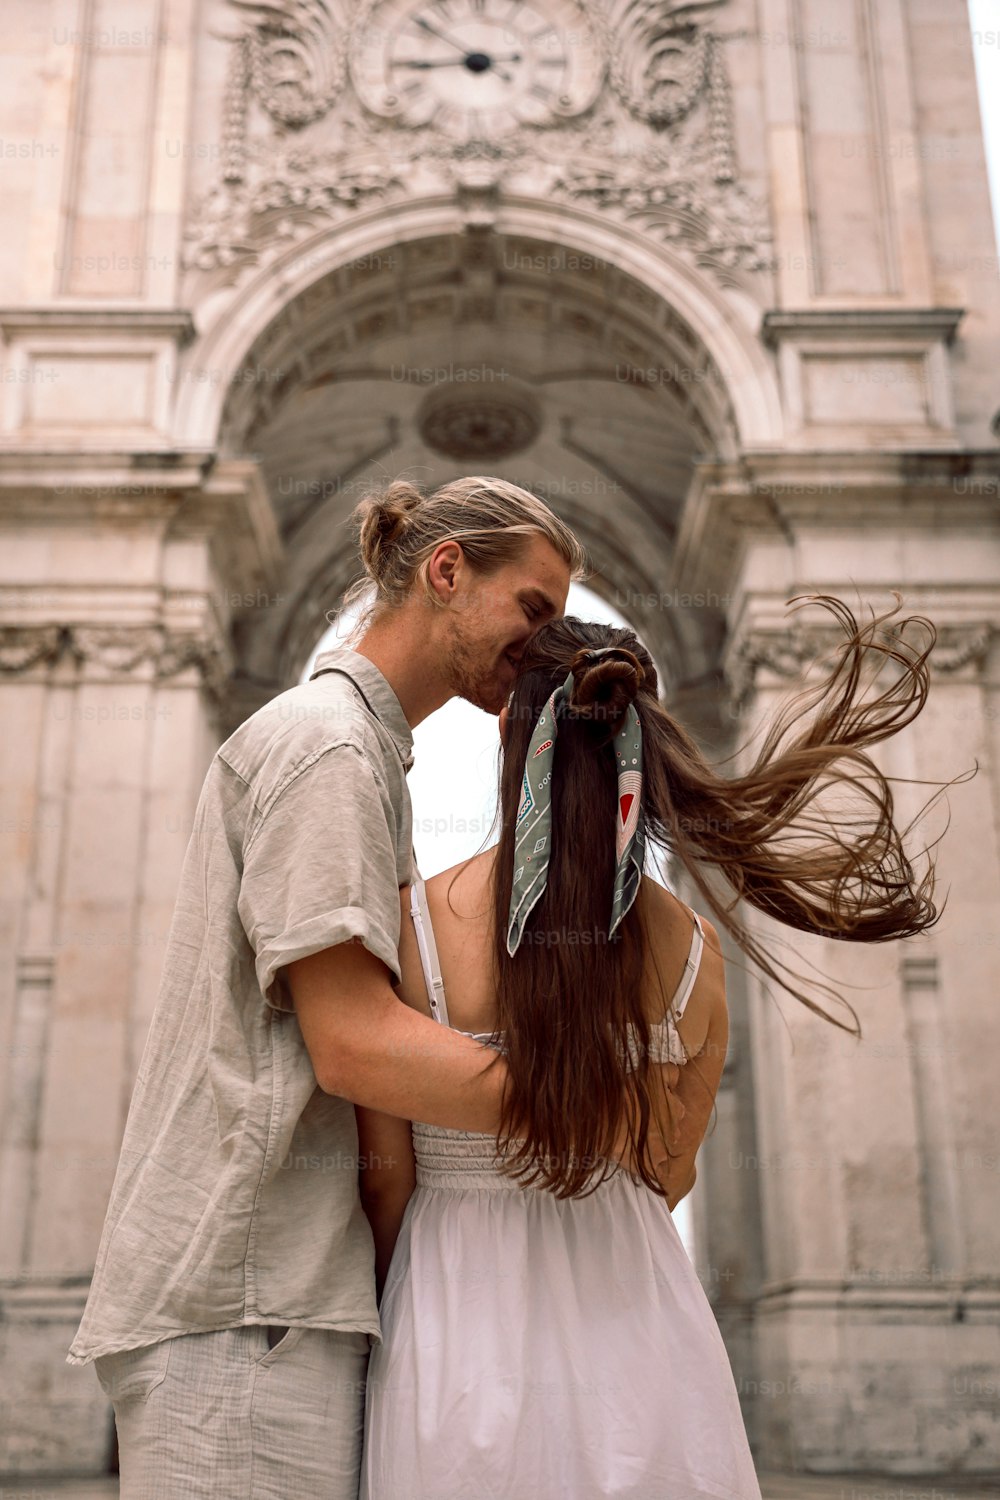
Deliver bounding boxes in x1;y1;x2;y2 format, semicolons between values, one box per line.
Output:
684;451;1000;521
0;449;215;507
0;454;285;594
670;451;1000;605
761;307;965;348
0;307;196;346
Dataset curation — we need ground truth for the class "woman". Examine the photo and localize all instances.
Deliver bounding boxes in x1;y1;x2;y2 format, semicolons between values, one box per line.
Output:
355;597;956;1499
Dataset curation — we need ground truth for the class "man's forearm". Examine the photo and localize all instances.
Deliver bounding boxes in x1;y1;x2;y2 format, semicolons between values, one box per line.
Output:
307;986;513;1134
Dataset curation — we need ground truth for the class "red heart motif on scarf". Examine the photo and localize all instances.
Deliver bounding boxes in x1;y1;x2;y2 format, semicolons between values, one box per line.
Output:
619;792;635;825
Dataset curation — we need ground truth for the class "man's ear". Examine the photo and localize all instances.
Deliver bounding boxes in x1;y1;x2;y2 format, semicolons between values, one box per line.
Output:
426;540;463;602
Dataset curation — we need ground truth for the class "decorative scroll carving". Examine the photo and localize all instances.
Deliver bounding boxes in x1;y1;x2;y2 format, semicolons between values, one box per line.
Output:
605;0;727;128
552;160;770;276
725;620;998;712
155;633;231;699
724;626;834;713
0;626;64;674
928;623;997;675
0;624;231;699
185;145;401;273
70;627;166;675
188;0;771;288
227;0;348;128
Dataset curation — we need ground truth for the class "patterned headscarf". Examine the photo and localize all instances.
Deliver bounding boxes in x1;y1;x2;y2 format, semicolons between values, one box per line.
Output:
506;647;646;956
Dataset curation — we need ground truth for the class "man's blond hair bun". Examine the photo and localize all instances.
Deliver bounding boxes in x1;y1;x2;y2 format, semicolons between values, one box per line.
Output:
356;481;424;581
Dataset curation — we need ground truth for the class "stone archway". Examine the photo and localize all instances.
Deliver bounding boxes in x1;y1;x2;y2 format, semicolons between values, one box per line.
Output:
178;203;783;733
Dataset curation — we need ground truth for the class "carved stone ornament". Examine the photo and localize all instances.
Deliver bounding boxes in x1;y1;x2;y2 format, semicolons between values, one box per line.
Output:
725;620;998;712
418;386;542;460
605;0;729;132
0;624;231;699
724;627;827;714
927;623;997;675
185;0;772;289
71;627;167;675
186;142;402;273
226;0;349;128
0;626;63;674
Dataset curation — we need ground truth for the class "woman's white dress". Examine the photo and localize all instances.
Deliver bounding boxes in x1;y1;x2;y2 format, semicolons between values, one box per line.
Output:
359;881;762;1500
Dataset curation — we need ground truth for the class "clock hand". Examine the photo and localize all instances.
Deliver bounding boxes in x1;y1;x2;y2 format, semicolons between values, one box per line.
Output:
393;54;523;69
411;16;474;54
410;17;516;84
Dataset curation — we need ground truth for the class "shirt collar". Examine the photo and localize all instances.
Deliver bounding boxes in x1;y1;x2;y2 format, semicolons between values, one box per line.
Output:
309;646;415;773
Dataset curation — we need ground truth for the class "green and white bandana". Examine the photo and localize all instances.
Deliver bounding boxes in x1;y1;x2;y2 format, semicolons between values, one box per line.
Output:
506;657;646;957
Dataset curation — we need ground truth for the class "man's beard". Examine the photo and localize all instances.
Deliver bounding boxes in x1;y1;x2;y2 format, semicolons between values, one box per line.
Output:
445;620;505;715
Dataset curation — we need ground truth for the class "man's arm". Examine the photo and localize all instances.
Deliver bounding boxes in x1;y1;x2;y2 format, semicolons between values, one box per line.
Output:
287;939;513;1134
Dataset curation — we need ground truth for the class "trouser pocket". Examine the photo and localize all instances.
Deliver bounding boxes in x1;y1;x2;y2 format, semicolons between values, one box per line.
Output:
255;1324;304;1368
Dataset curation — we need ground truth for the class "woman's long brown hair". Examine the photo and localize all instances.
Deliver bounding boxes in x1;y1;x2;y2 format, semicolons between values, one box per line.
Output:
463;592;974;1200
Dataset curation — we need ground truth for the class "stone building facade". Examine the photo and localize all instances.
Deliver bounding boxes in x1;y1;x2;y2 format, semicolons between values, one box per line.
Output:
0;0;998;1479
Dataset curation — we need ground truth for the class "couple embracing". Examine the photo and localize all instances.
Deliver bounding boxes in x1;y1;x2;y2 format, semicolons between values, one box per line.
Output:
69;476;943;1498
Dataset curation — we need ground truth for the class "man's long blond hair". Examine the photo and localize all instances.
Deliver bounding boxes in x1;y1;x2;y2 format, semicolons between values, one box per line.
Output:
339;476;587;638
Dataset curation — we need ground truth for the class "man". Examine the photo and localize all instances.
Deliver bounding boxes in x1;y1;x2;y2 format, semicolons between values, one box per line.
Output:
67;475;684;1497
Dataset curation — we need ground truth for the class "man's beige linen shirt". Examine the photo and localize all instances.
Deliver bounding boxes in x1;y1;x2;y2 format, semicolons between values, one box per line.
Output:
68;648;415;1365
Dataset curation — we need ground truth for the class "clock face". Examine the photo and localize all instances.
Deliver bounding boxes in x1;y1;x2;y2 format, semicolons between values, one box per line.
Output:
351;0;605;137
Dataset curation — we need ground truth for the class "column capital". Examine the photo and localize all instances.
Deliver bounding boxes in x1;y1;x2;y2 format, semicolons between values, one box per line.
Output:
721;613;998;716
0;621;234;702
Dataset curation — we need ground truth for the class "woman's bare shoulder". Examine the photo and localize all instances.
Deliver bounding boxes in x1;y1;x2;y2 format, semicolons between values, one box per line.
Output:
641;876;721;947
424;847;497;919
639;877;727;1049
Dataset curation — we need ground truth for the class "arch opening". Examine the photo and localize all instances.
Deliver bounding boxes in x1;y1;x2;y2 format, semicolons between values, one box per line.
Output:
212;226;753;704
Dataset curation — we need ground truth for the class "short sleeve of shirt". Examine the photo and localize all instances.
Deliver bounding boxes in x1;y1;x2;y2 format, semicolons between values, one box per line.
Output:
237;742;404;1013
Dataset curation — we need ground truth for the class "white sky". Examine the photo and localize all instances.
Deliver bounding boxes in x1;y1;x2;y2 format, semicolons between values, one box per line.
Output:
969;0;1000;250
298;23;999;1260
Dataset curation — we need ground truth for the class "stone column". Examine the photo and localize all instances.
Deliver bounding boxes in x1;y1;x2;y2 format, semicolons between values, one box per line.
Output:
663;678;768;1457
670;454;1000;1473
0;457;281;1474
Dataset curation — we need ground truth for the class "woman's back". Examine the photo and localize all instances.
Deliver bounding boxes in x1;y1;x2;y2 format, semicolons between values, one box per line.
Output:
397;847;725;1068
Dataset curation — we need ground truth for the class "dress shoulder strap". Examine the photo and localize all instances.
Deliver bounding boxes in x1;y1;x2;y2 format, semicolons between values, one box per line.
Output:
669;910;705;1022
408;879;450;1028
